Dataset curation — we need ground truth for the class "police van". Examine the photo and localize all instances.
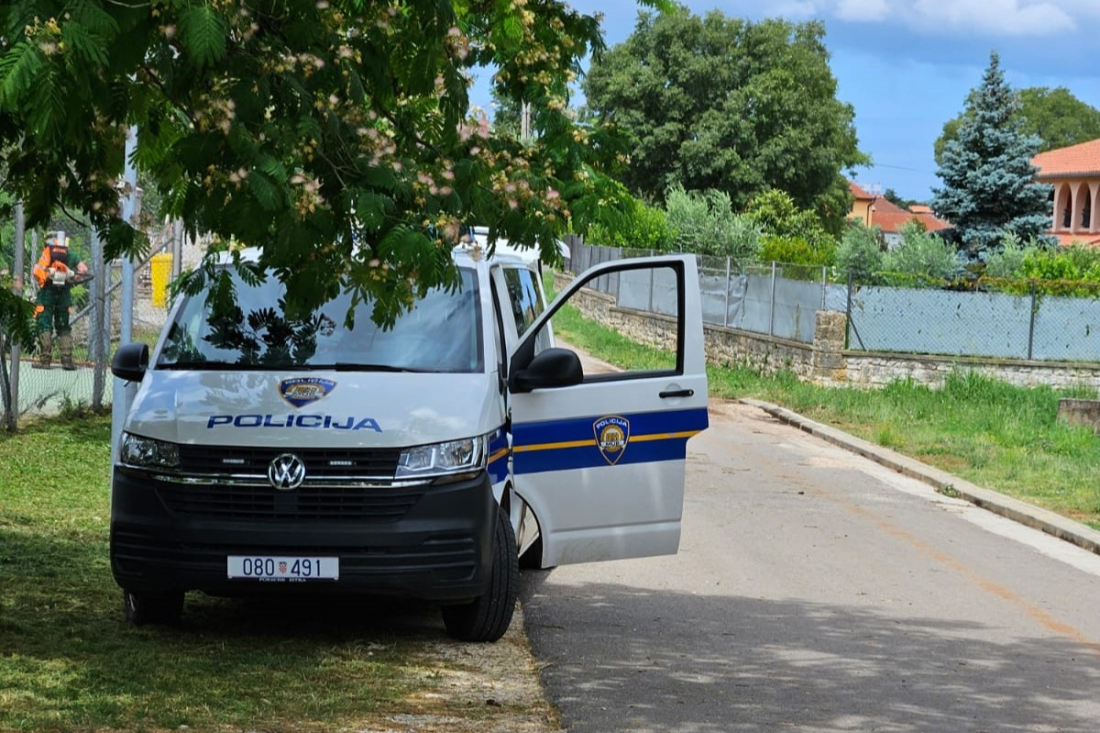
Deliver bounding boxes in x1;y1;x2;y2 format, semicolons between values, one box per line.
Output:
109;243;709;641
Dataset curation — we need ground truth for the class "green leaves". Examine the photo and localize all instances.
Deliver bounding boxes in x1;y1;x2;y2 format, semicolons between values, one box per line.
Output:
1;0;617;326
178;5;228;68
0;287;36;352
0;40;44;111
584;10;863;232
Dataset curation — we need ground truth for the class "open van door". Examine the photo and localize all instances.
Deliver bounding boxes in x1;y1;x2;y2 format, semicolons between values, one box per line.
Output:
507;255;709;567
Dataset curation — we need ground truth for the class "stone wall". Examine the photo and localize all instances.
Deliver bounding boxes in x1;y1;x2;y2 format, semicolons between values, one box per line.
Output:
846;353;1100;390
556;272;1100;391
557;273;818;381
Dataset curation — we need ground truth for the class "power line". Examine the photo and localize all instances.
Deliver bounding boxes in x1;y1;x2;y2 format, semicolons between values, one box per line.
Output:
860;163;937;174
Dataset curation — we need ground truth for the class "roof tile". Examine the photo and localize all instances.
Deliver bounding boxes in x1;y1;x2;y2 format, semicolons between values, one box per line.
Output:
1032;138;1100;178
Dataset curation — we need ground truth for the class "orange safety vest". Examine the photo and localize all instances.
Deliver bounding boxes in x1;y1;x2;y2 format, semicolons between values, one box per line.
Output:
33;241;71;288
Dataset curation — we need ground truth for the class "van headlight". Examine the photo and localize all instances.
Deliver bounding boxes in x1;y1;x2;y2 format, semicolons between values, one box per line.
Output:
396;435;486;481
120;432;180;471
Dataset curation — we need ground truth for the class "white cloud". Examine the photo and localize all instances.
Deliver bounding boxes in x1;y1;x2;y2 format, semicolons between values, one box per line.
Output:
715;0;1083;37
835;0;889;22
910;0;1076;37
766;1;820;18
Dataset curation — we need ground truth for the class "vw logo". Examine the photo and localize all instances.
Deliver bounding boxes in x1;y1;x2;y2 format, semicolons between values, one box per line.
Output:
268;453;306;490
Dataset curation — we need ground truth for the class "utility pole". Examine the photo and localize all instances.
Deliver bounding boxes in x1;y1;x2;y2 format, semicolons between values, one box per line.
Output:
111;127;140;462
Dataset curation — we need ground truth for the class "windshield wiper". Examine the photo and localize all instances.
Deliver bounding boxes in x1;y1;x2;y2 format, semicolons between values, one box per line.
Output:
157;361;293;370
157;360;429;372
329;363;428;373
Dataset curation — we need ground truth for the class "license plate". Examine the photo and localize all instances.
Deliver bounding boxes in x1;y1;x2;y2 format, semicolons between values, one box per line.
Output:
227;556;339;582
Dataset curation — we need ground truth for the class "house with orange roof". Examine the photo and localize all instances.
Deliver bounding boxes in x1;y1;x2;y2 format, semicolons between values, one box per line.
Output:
846;181;949;247
1032;139;1100;246
848;180;876;227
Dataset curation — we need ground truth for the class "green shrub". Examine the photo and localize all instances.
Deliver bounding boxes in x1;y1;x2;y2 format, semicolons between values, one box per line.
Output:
587;197;672;251
745;189;836;254
984;231;1034;278
835;221;883;281
758;235;835;267
882;221;960;280
665;185;762;260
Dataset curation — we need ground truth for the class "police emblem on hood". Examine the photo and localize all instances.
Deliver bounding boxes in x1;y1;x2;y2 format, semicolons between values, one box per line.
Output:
593;415;630;465
279;377;336;408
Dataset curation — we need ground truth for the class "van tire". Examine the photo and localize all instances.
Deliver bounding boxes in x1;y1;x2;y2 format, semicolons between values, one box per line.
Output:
442;509;518;642
123;589;184;626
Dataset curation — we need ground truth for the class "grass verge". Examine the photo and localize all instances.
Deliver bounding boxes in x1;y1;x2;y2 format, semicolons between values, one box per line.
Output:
0;415;494;732
550;301;1100;531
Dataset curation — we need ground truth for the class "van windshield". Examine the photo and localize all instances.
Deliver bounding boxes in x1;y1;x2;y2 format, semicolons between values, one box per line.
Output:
157;267;483;372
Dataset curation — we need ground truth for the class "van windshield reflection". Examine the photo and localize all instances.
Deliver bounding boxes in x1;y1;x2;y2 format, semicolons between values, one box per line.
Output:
157;268;483;373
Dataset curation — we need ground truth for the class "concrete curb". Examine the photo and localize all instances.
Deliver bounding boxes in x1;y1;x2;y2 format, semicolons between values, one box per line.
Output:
740;398;1100;558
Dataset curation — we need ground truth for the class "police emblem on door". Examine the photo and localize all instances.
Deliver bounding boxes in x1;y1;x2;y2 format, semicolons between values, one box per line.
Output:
593;416;630;465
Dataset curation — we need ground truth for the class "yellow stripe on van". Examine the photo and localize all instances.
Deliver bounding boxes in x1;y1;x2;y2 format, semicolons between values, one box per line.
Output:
631;430;703;442
513;430;702;453
512;439;596;453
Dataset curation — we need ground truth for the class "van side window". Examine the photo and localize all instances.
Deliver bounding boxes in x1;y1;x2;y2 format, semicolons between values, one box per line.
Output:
502;266;544;337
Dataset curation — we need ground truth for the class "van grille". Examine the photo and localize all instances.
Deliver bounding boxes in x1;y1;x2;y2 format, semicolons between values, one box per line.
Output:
177;445;401;479
163;445;411;521
155;482;424;522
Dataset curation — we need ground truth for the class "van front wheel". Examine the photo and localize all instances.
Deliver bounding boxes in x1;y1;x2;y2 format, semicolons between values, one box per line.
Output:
442;509;518;642
123;589;184;626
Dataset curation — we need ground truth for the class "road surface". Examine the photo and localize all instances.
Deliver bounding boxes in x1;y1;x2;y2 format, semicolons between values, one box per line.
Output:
520;399;1100;732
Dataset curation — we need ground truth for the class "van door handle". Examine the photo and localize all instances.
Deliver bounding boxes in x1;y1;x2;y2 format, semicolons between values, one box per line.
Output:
659;389;694;399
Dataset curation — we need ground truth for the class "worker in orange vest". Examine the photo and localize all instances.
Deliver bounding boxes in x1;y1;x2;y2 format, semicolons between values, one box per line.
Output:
32;233;89;369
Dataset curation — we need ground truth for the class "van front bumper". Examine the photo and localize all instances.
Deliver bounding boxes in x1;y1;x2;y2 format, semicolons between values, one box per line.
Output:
110;467;495;602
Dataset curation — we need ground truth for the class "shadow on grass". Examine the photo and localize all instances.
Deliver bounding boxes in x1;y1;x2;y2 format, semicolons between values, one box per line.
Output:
520;572;1100;733
0;525;452;731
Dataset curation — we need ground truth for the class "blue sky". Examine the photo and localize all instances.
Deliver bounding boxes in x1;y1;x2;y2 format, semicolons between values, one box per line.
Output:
471;1;1100;203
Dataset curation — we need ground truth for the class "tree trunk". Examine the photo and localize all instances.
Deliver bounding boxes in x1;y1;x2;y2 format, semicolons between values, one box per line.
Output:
0;333;15;432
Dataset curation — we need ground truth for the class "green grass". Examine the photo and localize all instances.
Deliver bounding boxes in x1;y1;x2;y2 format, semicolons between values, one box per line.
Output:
551;301;1100;531
0;416;473;732
70;326;160;363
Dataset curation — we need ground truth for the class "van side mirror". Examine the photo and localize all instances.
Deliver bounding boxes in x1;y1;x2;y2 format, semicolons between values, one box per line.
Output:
112;343;150;382
509;347;583;393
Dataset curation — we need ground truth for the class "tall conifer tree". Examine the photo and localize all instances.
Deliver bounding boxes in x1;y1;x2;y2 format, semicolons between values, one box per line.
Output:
932;53;1052;257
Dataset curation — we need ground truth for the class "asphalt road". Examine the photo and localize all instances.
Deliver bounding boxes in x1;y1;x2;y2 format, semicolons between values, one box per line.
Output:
520;400;1100;733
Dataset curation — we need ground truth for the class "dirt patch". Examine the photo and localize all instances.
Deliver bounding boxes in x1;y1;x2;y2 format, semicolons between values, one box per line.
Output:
369;606;561;733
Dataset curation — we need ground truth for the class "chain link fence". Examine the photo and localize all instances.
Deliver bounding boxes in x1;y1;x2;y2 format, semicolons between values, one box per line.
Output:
567;242;845;344
568;241;1100;362
845;275;1100;361
3;220;177;428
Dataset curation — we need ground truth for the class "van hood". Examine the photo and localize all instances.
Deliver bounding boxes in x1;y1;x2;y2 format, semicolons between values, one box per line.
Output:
125;370;502;449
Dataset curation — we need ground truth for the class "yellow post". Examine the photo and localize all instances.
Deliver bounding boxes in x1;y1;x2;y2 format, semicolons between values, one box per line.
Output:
150;253;172;307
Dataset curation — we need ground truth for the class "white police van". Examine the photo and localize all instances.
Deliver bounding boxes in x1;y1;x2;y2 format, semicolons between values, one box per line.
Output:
110;244;709;641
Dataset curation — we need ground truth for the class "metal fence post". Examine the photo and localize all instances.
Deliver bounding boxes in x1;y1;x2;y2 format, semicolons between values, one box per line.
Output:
846;270;853;349
821;265;827;310
10;201;26;423
723;256;731;327
90;226;107;410
648;264;655;313
1027;281;1037;361
769;261;777;337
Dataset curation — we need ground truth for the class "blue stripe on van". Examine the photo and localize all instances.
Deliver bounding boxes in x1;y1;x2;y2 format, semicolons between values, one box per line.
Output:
487;428;509;484
512;407;708;475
